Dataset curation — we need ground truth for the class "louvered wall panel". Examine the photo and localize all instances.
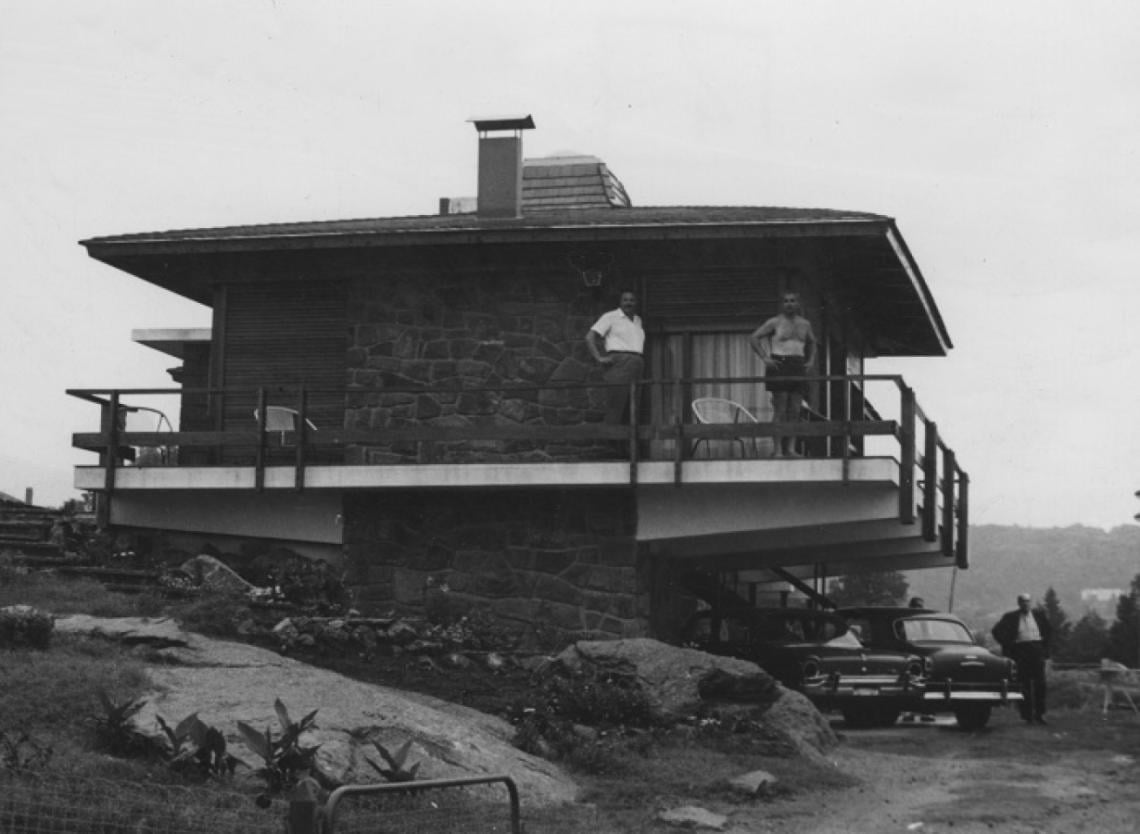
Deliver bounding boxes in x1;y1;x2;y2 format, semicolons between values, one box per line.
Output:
645;268;783;328
222;281;347;439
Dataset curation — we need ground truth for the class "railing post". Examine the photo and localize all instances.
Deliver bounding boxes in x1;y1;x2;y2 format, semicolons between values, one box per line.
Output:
673;380;684;486
628;379;639;485
942;447;957;560
255;387;267;492
295;387;308;492
922;420;938;541
956;469;970;569
898;384;916;524
100;392;121;528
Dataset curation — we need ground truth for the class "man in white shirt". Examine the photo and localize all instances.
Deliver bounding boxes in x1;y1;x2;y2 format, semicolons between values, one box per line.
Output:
586;290;645;426
992;592;1053;724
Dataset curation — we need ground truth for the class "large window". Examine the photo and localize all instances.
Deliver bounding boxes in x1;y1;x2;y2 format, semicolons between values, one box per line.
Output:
650;330;771;458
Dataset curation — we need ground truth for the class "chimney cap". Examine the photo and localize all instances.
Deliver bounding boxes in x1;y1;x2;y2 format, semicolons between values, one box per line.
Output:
468;114;535;133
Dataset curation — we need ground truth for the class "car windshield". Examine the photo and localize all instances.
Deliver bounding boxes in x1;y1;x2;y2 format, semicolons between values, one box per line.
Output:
898;617;973;644
824;630;863;649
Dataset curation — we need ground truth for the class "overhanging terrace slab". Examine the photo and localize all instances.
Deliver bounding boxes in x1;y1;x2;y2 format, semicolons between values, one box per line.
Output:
75;457;900;491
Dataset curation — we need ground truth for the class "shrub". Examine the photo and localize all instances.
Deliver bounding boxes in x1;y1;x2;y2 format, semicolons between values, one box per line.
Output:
167;593;252;637
0;605;54;649
507;668;654;774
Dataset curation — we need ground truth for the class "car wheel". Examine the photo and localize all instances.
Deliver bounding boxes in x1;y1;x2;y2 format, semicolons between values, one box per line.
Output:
953;703;992;731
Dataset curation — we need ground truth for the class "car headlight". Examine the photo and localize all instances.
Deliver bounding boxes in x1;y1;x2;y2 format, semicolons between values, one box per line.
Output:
801;658;821;679
906;659;926;679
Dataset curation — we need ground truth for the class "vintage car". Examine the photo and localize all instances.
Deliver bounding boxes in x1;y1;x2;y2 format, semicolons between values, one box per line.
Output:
838;606;1022;730
679;605;929;725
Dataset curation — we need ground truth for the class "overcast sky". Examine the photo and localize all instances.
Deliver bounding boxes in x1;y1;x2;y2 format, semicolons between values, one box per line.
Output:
2;1;1138;529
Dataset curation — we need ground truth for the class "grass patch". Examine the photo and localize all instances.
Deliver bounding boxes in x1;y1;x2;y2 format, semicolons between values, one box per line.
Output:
0;633;151;774
0;569;157;619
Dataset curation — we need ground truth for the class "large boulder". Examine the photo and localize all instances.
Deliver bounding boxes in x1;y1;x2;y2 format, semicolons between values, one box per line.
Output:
554;638;781;720
179;554;258;595
55;615;578;807
554;638;836;755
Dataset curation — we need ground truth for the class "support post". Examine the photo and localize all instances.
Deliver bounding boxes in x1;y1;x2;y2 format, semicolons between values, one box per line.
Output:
255;387;267;492
898;384;916;524
922;421;938;541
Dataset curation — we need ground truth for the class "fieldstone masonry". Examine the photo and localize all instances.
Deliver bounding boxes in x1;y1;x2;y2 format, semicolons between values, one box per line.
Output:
344;271;618;463
343;488;650;646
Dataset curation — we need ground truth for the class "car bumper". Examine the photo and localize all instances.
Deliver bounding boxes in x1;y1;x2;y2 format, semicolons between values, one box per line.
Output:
922;682;1023;704
803;675;923;703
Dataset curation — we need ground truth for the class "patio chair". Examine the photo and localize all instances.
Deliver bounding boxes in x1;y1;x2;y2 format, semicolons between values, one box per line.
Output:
690;397;760;459
254;406;319;447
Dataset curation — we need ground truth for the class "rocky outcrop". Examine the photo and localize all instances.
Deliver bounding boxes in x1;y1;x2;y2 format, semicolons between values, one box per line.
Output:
554;638;781;719
553;638;837;755
55;615;578;807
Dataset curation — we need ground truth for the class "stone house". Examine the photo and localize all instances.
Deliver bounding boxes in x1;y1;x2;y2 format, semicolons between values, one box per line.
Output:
71;116;967;645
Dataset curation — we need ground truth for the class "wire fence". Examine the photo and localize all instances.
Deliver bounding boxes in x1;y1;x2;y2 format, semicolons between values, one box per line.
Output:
0;771;600;834
0;771;281;834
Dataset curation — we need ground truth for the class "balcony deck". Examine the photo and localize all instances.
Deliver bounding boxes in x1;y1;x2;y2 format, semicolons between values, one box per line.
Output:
68;374;968;569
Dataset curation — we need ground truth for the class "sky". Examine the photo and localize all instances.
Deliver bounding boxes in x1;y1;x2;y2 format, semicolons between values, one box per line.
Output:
1;1;1138;529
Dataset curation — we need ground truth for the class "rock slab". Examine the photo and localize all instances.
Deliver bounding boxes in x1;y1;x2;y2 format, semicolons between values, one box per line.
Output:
55;615;577;807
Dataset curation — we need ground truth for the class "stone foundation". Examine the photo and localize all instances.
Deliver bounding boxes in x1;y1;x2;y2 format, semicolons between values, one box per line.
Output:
343;488;650;648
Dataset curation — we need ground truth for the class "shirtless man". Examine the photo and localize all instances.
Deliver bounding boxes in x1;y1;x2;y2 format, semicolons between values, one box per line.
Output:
749;292;817;457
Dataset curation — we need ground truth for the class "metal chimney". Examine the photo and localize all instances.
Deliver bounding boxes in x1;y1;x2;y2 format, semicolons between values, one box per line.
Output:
469;115;535;219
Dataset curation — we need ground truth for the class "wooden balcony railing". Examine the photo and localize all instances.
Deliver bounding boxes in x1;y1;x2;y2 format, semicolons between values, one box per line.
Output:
67;374;967;567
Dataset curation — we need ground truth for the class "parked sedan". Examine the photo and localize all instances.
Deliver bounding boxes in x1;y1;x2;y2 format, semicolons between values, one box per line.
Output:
839;606;1022;730
679;606;928;725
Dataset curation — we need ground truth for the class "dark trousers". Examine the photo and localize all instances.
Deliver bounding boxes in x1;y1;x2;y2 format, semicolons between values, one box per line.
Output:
1011;641;1048;719
602;354;644;425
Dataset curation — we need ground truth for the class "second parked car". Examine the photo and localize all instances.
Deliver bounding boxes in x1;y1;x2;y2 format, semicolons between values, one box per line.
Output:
679;605;929;724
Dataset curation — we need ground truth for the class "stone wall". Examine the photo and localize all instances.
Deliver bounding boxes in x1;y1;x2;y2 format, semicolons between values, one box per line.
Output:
344;267;618;463
343;488;650;648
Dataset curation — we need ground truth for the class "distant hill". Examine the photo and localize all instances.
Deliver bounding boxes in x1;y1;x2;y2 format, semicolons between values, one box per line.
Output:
905;524;1140;631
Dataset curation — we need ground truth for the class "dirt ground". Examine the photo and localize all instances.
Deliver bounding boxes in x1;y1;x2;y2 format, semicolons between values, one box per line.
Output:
729;708;1140;834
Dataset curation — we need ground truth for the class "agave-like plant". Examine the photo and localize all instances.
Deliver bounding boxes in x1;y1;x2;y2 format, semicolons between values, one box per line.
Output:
92;690;150;757
237;698;321;794
365;738;422;783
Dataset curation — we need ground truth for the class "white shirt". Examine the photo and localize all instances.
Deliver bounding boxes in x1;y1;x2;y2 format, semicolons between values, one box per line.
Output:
1016;611;1042;643
590;308;645;354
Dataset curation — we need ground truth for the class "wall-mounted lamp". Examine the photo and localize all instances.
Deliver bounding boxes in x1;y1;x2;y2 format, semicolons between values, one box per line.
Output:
569;252;615;287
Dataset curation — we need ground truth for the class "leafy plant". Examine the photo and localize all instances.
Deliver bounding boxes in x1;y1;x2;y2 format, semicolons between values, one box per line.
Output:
237;698;321;794
156;711;239;779
365;738;422;782
92;690;151;757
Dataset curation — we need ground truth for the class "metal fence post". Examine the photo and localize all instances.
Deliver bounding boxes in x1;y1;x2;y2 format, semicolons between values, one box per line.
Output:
285;775;322;834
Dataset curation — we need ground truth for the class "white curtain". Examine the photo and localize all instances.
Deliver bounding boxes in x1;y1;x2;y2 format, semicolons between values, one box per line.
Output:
652;332;772;458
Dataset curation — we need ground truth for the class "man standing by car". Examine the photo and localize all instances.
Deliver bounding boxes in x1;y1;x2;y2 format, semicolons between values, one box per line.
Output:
992;593;1053;724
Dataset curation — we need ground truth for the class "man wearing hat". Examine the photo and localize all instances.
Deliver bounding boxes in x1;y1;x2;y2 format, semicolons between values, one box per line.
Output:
992;593;1053;724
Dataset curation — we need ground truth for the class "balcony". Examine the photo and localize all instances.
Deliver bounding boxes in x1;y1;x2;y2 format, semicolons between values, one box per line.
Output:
68;374;967;568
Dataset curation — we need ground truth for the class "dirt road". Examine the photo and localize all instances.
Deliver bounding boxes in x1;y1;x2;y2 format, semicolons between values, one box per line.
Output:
732;709;1140;834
